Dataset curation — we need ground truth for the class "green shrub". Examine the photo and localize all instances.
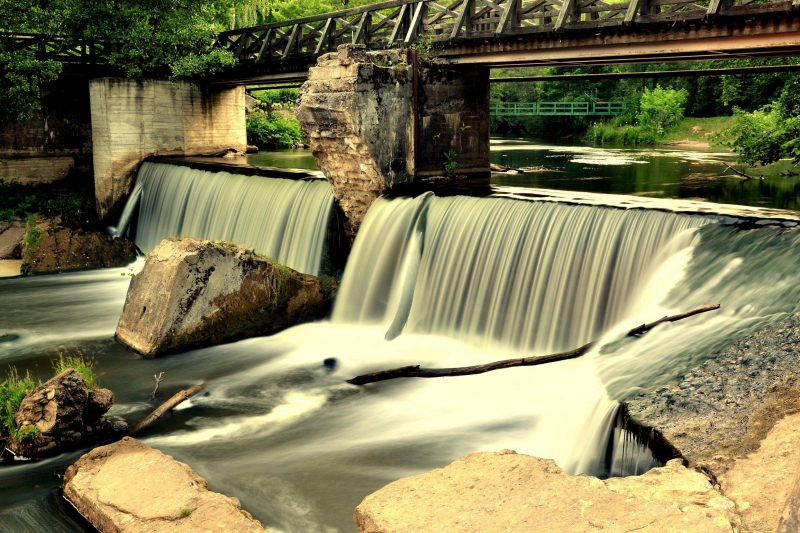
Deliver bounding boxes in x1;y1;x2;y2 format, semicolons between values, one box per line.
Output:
52;350;99;391
637;85;688;136
714;104;800;167
250;89;299;107
246;109;305;149
0;367;39;440
0;177;95;227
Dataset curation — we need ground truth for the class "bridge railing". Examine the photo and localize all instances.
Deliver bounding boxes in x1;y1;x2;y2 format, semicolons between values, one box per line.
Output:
7;0;796;66
218;0;797;64
2;33;107;64
490;101;627;115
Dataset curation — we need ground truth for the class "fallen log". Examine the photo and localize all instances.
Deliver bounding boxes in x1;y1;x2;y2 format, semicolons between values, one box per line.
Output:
724;164;761;180
128;383;206;436
347;304;720;386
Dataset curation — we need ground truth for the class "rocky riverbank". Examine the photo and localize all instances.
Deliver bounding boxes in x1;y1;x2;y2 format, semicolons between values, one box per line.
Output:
625;313;800;479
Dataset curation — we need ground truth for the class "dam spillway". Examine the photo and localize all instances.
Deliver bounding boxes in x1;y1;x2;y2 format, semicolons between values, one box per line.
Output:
117;161;334;276
4;175;800;531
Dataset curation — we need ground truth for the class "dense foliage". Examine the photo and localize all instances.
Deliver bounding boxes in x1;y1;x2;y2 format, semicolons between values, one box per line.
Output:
247;109;304;149
715;74;800;166
0;175;96;227
246;88;305;149
491;58;800;149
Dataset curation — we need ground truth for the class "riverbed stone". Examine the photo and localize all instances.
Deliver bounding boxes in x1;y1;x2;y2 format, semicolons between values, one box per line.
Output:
7;368;118;459
624;313;800;480
0;220;25;259
354;450;740;533
21;221;136;274
63;437;268;532
116;238;338;356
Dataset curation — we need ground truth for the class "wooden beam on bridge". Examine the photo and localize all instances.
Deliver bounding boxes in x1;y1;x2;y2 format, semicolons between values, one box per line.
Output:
451;0;475;38
554;0;578;31
489;63;800;82
496;0;520;35
405;2;428;44
707;0;735;17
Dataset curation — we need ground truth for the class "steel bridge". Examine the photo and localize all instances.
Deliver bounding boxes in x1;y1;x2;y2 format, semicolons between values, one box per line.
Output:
490;101;627;115
6;0;800;84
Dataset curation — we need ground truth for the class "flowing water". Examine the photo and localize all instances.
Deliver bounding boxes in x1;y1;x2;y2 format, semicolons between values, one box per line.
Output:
118;161;334;275
3;149;800;532
490;137;800;210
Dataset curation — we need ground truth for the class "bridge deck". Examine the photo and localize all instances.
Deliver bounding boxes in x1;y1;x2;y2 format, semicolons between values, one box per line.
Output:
6;0;800;82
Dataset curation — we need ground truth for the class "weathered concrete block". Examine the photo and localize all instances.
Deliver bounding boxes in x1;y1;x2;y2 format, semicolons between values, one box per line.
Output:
116;238;338;356
90;79;247;220
297;45;489;240
354;450;740;533
64;437;268;532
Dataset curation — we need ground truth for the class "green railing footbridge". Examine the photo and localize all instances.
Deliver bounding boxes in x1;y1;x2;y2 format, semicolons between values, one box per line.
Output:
491;101;627;116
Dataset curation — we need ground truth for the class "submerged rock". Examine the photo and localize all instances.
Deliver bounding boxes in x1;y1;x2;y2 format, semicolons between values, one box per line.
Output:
354;450;740;533
64;437;267;532
7;369;120;459
21;222;136;274
116;238;338;357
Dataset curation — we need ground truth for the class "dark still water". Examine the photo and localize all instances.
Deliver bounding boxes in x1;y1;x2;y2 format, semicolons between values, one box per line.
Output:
489;138;800;211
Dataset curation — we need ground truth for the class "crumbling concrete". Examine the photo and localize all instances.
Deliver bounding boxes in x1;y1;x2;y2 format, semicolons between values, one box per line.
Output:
297;45;489;239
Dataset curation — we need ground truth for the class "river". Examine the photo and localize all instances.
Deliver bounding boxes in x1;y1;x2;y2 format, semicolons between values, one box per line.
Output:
1;138;799;532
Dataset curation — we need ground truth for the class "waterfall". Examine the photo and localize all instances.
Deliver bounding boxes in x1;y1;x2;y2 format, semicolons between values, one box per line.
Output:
118;162;334;275
336;195;709;354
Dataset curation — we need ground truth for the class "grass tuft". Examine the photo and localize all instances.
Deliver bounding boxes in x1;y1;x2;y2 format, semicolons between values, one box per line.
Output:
52;349;99;391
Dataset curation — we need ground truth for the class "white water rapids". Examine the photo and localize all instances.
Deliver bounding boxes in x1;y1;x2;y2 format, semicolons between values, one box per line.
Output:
4;165;800;532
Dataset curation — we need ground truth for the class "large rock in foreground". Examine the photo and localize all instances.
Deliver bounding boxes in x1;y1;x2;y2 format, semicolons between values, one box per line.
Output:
354;450;740;533
64;437;267;533
7;369;119;459
22;222;136;274
116;238;338;356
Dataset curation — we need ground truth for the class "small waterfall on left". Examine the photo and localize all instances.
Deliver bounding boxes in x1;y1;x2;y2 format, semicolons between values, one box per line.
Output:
115;161;334;275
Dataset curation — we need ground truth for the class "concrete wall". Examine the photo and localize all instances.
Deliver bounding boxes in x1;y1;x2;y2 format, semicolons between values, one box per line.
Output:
297;45;490;239
90;79;246;220
0;77;92;184
417;67;490;178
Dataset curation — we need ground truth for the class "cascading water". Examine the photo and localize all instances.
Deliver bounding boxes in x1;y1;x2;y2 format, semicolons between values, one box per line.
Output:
117;161;334;275
6;185;800;532
336;195;709;353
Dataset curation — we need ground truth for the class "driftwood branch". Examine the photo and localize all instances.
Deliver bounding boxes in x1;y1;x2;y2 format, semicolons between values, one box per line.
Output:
151;372;164;400
347;304;720;386
129;383;205;436
724;164;762;180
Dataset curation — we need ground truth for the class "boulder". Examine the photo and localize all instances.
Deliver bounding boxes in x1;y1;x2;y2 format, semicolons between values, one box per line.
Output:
63;437;268;533
717;412;800;532
624;313;800;479
115;238;338;357
21;222;136;274
7;368;120;459
354;450;740;533
0;220;25;259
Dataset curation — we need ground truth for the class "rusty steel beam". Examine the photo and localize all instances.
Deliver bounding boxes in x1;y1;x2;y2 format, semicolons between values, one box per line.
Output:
444;23;800;68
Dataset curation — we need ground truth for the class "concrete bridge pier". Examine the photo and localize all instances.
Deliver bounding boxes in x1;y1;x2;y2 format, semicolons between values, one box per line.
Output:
296;45;490;240
89;79;246;220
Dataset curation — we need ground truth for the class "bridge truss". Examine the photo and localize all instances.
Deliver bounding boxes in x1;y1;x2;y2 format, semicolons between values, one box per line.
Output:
217;0;800;66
